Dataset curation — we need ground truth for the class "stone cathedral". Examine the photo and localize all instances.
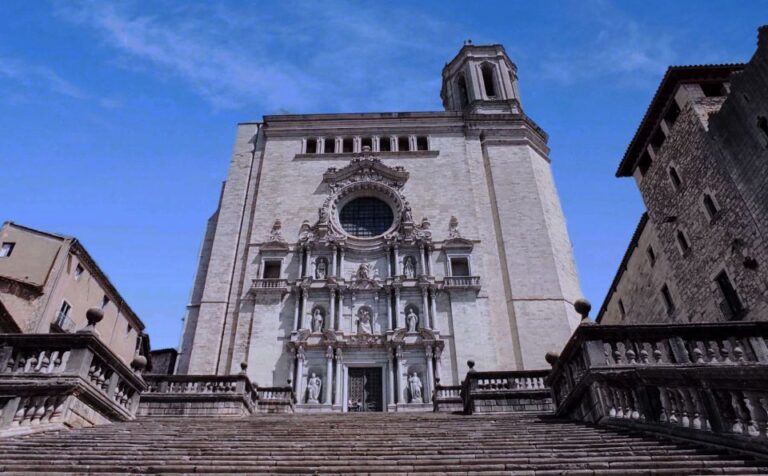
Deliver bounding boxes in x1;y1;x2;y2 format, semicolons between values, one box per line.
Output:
177;43;582;412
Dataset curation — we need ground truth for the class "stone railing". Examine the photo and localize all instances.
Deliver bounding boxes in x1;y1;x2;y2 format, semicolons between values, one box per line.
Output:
251;279;290;293
443;276;481;290
0;333;147;436
433;384;462;413
548;321;768;457
462;369;552;414
139;374;259;417
256;386;294;413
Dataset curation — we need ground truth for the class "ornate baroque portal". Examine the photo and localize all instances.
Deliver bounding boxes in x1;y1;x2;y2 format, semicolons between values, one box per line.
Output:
253;148;466;412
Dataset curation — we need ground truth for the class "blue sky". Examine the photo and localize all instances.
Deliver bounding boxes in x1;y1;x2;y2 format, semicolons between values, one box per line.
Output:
0;1;763;349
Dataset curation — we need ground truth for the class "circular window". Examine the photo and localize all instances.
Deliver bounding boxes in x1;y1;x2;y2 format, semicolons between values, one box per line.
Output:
339;197;394;238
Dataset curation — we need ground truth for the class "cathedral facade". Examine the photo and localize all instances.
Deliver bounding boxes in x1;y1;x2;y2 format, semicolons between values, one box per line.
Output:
177;44;582;412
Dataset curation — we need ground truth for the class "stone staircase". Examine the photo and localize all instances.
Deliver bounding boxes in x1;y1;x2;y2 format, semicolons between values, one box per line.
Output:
0;413;766;475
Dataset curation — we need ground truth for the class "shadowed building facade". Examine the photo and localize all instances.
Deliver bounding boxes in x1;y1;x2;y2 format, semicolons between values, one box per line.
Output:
177;43;582;412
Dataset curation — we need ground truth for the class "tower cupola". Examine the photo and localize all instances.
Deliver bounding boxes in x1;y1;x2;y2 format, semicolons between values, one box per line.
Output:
440;42;522;114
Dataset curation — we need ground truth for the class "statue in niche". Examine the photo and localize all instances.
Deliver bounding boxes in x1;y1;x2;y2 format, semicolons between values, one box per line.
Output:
406;308;419;332
307;373;322;404
403;256;416;278
448;216;461;239
315;257;328;279
408;372;423;403
357;308;373;335
318;207;329;224
311;308;324;332
403;203;414;223
356;262;371;281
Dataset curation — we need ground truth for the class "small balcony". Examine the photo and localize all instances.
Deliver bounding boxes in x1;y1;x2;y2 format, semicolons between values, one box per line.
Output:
443;276;481;291
251;278;290;294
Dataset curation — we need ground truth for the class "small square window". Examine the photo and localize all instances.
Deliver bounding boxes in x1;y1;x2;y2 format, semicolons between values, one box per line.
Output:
74;264;84;280
101;295;110;309
379;137;392;152
416;136;429;151
637;152;652;176
263;261;281;279
676;230;690;254
324;139;335;154
715;271;744;320
0;242;15;257
342;138;354;153
305;138;318;154
450;257;470;277
59;301;71;316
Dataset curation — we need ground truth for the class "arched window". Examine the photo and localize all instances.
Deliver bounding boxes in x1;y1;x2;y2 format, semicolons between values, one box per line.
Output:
481;64;496;98
457;75;469;108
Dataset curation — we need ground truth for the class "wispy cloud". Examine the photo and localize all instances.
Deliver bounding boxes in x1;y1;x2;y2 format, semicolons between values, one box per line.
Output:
0;57;88;99
55;1;460;112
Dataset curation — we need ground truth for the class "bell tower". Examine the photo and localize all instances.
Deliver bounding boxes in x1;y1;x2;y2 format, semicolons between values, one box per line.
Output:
440;41;522;114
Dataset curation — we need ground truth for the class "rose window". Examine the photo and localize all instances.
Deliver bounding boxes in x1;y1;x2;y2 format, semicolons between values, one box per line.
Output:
338;197;394;238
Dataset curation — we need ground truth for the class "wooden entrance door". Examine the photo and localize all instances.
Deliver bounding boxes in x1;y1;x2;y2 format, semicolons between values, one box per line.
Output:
347;367;383;412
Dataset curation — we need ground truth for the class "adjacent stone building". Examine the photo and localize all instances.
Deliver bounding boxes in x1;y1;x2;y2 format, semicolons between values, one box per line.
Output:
178;43;582;412
598;27;768;324
0;221;148;365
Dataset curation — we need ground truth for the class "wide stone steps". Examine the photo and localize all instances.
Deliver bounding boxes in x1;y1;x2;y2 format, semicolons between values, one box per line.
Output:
0;413;765;474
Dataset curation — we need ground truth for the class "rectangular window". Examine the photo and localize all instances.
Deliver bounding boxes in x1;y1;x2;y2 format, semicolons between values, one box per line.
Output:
0;242;15;257
101;295;110;309
342;138;354;153
646;246;656;267
703;193;719;221
74;264;84;280
416;136;429;151
361;137;373;151
305;138;318;154
263;260;281;279
676;230;690;254
637;152;652;176
450;257;470;277
324;139;335;154
701;82;725;97
379;137;392;152
650;128;666;152
715;271;744;320
618;299;626;319
661;284;675;315
59;301;71;316
668;166;682;190
397;136;410;152
663;101;681;126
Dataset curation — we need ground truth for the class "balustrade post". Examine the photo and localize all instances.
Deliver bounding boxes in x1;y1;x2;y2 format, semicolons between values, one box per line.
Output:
748;336;768;362
64;344;95;378
583;340;605;369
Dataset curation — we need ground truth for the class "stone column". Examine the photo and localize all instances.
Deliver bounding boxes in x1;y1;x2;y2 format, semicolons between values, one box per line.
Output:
396;345;405;403
386;287;393;330
301;287;309;330
306;247;313;278
393;245;401;276
303;246;310;278
421;286;430;330
331;245;338;277
429;287;438;331
426;245;434;276
325;346;333;405
387;350;395;406
293;290;300;331
434;347;443;383
296;347;306;404
388;245;395;277
329;289;336;330
350;293;356;334
418;244;426;276
394;286;402;329
339;248;346;279
425;346;434;404
373;293;379;331
334;348;343;406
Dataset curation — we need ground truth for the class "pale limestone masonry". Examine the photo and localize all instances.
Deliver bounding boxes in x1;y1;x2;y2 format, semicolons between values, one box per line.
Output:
177;43;582;411
599;27;768;325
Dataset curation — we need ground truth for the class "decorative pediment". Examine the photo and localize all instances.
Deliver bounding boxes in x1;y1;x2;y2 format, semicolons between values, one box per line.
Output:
262;219;289;251
323;152;409;193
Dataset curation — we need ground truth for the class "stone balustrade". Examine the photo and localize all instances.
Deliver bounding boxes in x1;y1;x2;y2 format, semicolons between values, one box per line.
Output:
139;375;259;417
462;369;552;414
548;321;768;457
442;276;481;290
0;333;147;436
433;384;462;413
256;386;294;413
251;278;291;293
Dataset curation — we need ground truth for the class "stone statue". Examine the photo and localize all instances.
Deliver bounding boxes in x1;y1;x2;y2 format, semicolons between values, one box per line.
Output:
267;219;284;242
318;207;329;224
357;262;371;281
408;372;423;403
307;373;322;404
403;256;416;278
315;258;328;279
311;308;324;332
358;309;373;335
448;216;461;239
403;203;414;223
406;308;418;332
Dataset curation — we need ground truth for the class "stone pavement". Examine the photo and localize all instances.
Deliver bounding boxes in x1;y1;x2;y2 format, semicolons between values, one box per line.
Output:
0;412;766;474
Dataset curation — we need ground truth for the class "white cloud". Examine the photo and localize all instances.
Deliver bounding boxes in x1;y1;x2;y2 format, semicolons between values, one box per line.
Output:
55;1;460;112
0;57;88;99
